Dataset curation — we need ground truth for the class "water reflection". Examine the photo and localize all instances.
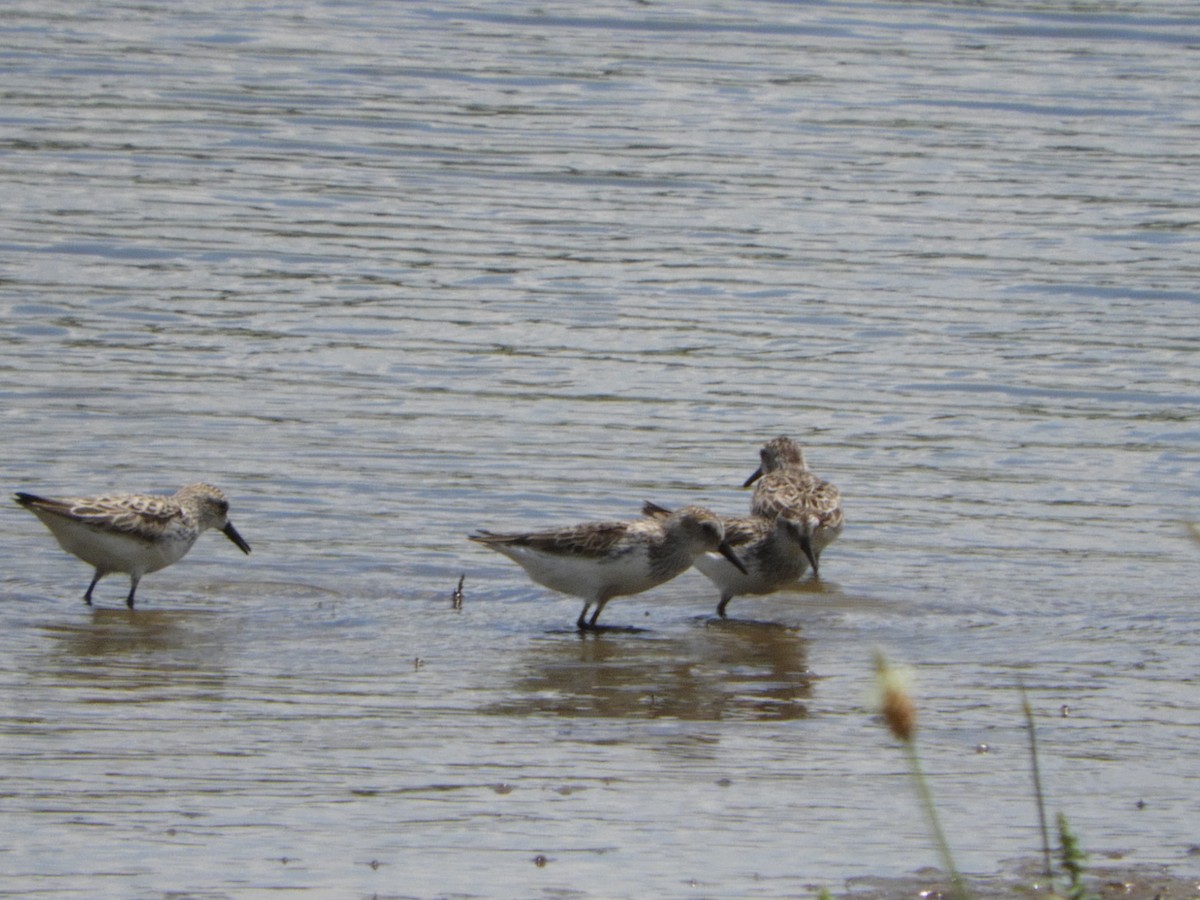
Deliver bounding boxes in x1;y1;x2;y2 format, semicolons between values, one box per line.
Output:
38;609;230;700
43;609;198;657
491;619;811;721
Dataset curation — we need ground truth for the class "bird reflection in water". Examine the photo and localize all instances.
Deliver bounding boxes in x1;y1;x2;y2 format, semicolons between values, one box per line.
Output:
39;608;229;699
490;620;811;722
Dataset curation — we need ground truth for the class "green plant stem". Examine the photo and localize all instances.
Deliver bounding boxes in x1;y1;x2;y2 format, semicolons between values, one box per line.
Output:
1020;685;1053;879
902;741;971;900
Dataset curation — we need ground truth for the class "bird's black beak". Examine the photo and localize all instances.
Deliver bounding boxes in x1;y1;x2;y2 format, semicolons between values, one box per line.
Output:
742;466;764;489
223;521;252;555
718;540;748;575
799;531;818;576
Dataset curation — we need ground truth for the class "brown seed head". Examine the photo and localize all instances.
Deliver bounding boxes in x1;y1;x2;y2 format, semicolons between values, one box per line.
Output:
874;651;917;743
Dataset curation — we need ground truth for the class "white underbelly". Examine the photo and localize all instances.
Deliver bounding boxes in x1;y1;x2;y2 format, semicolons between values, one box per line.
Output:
504;545;663;600
44;519;192;575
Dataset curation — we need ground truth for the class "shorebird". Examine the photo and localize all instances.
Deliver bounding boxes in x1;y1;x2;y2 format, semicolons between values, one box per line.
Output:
469;504;746;630
642;501;811;618
14;482;251;608
744;436;842;576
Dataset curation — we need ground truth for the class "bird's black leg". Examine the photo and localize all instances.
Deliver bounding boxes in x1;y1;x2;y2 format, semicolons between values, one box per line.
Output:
125;575;140;610
587;599;609;629
83;570;102;606
717;594;732;618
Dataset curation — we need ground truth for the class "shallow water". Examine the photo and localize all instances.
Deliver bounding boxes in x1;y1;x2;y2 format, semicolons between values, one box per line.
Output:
2;1;1199;897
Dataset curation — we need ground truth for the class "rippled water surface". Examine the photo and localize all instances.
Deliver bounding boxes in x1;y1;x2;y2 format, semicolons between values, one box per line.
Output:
2;1;1199;897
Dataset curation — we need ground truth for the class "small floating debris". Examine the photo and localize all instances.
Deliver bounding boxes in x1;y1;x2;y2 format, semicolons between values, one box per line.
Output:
451;573;464;610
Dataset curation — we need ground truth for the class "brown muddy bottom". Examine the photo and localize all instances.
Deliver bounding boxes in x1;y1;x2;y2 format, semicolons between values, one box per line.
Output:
840;858;1200;898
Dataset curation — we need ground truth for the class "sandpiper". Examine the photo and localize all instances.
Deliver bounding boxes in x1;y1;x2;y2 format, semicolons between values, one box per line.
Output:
469;504;747;630
642;501;811;618
15;482;251;608
744;436;843;576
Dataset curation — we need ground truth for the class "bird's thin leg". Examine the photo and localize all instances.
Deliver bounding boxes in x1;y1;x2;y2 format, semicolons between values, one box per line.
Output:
587;599;609;629
83;570;103;606
717;594;733;618
125;575;140;610
577;602;593;630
